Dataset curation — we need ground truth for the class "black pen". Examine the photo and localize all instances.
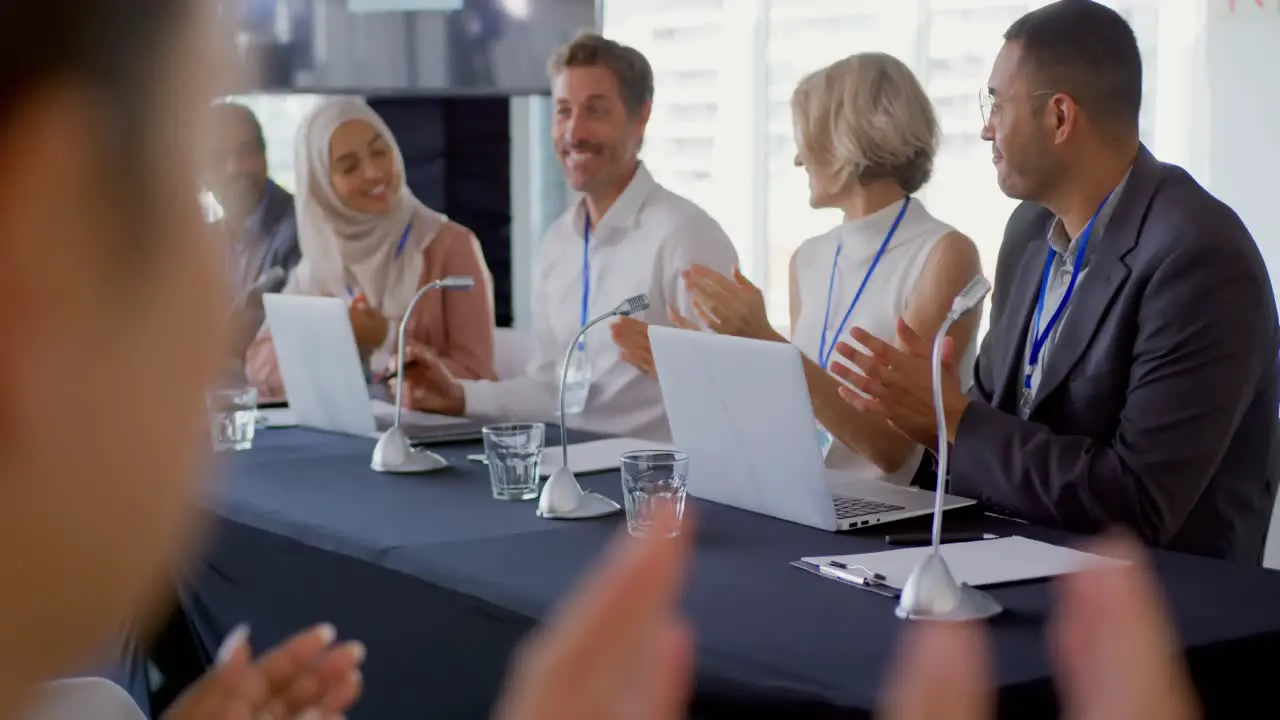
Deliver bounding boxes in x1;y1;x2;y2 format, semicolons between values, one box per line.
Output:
885;531;996;546
382;360;419;384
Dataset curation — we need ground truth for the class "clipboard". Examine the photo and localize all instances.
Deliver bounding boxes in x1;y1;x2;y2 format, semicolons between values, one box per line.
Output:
790;560;900;599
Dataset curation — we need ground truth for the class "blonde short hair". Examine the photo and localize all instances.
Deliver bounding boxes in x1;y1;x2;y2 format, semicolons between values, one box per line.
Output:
791;52;939;195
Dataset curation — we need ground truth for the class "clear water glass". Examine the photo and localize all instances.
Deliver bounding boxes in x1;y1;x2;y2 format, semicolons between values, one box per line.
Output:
207;386;258;452
619;450;689;538
483;423;545;501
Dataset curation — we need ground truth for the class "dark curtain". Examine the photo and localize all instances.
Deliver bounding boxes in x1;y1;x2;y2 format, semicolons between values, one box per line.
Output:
370;96;512;327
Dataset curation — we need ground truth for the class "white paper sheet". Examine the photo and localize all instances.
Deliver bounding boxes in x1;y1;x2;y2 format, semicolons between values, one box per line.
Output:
538;438;676;477
801;536;1127;589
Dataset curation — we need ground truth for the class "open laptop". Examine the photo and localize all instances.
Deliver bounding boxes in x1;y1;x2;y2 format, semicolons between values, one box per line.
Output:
261;293;486;443
649;326;975;532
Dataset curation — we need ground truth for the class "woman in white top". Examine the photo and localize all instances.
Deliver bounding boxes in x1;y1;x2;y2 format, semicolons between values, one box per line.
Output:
674;52;982;488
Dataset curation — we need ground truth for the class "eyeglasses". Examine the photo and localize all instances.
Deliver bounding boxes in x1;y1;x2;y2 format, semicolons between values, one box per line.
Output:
979;89;1057;126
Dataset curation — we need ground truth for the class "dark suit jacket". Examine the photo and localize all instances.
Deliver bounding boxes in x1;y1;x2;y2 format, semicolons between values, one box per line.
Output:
231;180;300;360
951;145;1279;562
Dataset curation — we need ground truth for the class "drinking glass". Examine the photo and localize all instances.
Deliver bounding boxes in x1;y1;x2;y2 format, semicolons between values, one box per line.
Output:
619;450;689;537
483;423;545;501
206;385;258;452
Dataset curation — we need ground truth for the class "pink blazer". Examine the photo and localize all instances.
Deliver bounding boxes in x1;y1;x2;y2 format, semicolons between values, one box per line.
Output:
246;221;497;396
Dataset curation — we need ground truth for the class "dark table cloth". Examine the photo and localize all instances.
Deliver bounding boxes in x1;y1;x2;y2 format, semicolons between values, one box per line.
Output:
180;428;1280;718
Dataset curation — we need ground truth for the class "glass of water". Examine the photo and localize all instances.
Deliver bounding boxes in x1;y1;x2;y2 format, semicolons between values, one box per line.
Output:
619;450;689;538
206;385;258;452
483;423;545;501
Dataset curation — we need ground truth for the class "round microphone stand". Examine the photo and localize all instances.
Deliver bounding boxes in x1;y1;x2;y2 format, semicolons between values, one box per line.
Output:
538;294;649;519
896;277;1003;622
371;276;475;473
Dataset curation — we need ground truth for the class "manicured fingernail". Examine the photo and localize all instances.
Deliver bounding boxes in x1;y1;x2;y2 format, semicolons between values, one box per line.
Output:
346;640;367;664
315;623;337;645
217;624;250;665
295;710;322;720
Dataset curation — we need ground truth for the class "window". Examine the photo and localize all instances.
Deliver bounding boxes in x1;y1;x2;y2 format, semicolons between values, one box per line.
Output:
603;0;1173;335
221;93;331;194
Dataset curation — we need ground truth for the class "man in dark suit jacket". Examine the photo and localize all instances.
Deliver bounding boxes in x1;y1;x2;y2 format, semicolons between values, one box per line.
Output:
832;0;1279;562
206;101;301;361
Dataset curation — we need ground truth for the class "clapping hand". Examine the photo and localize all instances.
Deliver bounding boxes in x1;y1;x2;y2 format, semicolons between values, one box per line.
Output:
347;292;389;355
611;315;656;376
879;534;1199;719
162;623;365;720
832;319;969;447
493;507;693;720
677;265;782;342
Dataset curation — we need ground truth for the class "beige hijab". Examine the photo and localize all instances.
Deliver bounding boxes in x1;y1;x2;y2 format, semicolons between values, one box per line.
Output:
285;97;445;318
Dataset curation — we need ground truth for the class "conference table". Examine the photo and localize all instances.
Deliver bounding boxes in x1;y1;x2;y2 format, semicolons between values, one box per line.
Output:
181;426;1280;718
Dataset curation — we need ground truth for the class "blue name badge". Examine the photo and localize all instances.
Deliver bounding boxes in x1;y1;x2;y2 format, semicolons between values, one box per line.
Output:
816;423;834;461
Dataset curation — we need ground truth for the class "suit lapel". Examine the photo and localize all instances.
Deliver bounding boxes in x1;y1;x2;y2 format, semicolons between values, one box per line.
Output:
1028;145;1161;413
991;244;1045;411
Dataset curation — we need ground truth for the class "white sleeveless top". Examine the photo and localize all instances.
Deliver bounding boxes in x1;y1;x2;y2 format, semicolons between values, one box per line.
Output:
790;197;977;489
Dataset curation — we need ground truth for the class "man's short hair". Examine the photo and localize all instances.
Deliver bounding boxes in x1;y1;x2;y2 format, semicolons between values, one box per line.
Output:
211;101;267;154
791;52;939;195
1004;0;1142;135
547;32;654;116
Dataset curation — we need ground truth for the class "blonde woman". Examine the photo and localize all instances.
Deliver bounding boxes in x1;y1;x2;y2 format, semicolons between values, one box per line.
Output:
674;52;982;489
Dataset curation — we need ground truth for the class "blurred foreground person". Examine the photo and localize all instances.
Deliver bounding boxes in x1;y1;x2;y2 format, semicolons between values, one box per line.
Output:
0;1;361;717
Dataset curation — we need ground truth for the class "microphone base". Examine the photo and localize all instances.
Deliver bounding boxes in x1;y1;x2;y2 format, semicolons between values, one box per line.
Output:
894;551;1003;622
537;491;621;520
536;467;622;519
895;584;1002;622
371;426;449;474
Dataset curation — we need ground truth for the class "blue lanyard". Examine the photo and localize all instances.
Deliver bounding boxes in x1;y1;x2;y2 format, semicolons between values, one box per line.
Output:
1024;194;1113;391
818;197;911;369
579;217;591;349
393;221;414;259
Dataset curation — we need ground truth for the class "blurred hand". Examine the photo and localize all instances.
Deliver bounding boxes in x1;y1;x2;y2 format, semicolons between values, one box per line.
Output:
679;265;781;342
611;316;656;376
348;293;389;354
493;507;693;720
877;534;1199;720
666;303;699;331
386;342;465;416
163;623;365;720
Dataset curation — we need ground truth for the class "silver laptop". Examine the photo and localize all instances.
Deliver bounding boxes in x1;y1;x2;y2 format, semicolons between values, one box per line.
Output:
261;293;485;443
649;326;975;532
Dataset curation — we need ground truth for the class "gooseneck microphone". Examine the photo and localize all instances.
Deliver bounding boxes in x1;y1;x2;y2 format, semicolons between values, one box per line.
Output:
896;274;1003;621
370;275;476;474
538;293;650;520
235;266;288;309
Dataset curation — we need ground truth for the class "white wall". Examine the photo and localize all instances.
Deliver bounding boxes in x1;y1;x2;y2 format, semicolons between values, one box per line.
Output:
1202;1;1280;303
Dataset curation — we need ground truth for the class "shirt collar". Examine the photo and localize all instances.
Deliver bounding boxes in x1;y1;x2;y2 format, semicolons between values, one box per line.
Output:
1047;165;1133;257
572;161;656;239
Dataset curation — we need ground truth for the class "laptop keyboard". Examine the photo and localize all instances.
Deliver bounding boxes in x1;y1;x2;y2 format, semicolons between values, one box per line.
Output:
833;496;906;520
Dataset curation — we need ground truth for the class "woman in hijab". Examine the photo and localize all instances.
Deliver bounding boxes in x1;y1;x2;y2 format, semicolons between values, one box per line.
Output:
246;98;496;395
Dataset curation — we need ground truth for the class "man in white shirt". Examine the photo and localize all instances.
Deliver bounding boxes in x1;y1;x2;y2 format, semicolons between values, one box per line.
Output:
390;32;738;440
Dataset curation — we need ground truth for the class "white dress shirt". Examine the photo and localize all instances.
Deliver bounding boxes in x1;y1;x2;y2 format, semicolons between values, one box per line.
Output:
461;163;739;440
